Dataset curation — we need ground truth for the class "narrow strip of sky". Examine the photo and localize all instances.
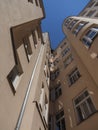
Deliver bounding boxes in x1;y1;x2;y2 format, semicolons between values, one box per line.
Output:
41;0;90;49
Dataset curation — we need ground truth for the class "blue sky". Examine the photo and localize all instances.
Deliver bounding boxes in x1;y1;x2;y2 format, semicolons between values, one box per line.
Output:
41;0;90;49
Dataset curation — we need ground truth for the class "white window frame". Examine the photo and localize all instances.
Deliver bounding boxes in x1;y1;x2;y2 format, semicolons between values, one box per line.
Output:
64;54;73;68
74;90;96;124
68;68;81;86
56;109;66;130
82;27;98;48
62;47;70;57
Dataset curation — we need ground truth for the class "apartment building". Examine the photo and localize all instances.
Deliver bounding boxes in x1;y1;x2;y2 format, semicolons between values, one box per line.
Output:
1;0;98;130
79;0;98;18
0;1;51;130
49;0;98;130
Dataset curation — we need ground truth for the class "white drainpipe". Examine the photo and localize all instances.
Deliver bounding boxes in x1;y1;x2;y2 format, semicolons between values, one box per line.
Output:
15;45;44;130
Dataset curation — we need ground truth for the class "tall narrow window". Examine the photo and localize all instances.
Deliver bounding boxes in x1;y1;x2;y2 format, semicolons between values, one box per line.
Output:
56;109;66;130
64;54;73;68
32;30;37;48
74;90;96;124
55;83;62;99
39;84;45;111
35;0;38;6
23;37;32;62
68;67;81;86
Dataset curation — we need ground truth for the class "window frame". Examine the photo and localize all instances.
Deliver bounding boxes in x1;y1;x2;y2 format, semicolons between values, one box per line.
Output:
56;109;66;130
73;90;96;124
55;83;62;99
23;37;32;62
68;67;81;86
68;20;78;30
61;47;70;57
73;22;88;36
63;54;73;68
81;27;98;48
64;18;73;27
7;65;23;94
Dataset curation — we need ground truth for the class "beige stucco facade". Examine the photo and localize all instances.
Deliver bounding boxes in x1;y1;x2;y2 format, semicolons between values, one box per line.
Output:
49;1;98;130
1;0;98;130
0;1;50;130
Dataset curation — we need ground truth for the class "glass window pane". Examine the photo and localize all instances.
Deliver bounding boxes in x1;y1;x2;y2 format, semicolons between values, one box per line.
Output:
87;98;96;113
56;122;60;130
61;118;66;130
81;102;90;118
76;106;84;123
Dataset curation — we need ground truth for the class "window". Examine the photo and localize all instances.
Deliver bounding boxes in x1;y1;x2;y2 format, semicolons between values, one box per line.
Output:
54;58;59;65
38;0;42;8
44;62;47;76
56;109;66;130
64;18;72;27
80;11;87;16
50;68;60;81
32;30;38;48
88;1;95;7
55;83;62;99
36;26;41;40
60;42;67;49
23;37;32;62
49;115;52;130
74;90;96;124
46;71;50;86
7;66;23;93
68;20;78;30
61;47;70;57
39;84;49;123
73;22;87;35
82;27;98;48
28;0;33;3
35;0;39;6
68;67;81;86
86;10;96;17
95;2;98;6
64;54;73;68
43;94;48;124
95;13;98;17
